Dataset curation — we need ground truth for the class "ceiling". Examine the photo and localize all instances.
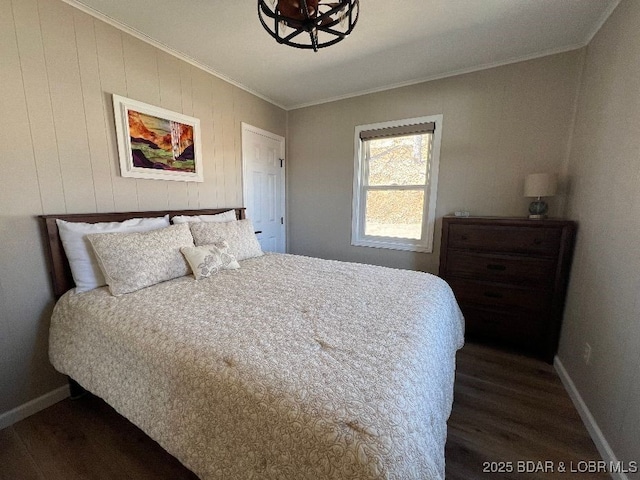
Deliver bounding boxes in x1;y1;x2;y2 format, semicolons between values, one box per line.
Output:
68;0;619;110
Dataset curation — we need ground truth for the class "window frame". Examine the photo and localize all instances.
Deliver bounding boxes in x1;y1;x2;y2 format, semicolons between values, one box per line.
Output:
351;114;443;253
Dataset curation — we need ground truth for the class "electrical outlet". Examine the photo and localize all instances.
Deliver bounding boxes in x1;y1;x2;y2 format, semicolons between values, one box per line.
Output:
582;343;592;365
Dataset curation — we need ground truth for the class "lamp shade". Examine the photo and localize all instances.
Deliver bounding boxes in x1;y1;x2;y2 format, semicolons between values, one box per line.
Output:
524;173;557;198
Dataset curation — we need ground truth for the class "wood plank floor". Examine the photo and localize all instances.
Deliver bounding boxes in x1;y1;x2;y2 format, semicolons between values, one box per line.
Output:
446;343;606;479
0;343;604;479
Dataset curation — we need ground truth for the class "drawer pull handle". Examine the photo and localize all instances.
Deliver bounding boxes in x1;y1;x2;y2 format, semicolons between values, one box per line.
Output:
533;238;543;245
483;292;503;299
486;264;506;271
460;235;469;241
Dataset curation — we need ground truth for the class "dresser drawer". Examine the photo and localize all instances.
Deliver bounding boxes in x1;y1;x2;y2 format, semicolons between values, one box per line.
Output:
462;305;545;346
445;251;557;286
448;224;562;255
448;278;552;312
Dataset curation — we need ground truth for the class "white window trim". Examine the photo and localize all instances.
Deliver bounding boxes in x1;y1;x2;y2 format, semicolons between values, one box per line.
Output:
351;114;443;253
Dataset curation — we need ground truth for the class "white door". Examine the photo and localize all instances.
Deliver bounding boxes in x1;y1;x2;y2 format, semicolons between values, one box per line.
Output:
241;123;286;253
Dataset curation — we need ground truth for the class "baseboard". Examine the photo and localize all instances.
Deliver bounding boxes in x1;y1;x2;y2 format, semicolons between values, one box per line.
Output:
0;385;70;431
554;356;628;480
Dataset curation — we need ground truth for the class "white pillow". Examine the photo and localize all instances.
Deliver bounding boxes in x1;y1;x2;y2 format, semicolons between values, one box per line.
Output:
87;223;194;296
189;219;263;261
171;210;237;224
181;241;240;280
56;215;169;293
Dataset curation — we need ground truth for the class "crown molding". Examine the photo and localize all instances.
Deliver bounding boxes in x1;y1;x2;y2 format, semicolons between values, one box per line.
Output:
288;43;586;110
585;0;620;44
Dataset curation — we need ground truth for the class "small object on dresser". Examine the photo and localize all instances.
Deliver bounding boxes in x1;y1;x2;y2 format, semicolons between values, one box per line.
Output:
524;173;557;219
454;211;470;217
439;216;576;362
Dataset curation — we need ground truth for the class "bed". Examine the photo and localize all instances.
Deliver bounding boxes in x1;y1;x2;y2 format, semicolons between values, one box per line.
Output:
40;208;464;480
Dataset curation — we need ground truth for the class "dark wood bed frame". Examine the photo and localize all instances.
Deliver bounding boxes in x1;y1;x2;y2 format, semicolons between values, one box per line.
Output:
39;208;246;299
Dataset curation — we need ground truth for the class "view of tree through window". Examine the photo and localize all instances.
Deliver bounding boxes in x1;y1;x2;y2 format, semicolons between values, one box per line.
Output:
352;115;442;253
364;134;432;239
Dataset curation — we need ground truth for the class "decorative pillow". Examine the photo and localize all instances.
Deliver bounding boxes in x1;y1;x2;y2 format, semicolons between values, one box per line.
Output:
180;242;240;280
171;210;237;224
56;215;170;293
189;219;263;261
87;223;194;296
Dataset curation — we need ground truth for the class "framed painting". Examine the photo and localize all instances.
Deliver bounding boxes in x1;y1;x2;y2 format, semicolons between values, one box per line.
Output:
112;94;203;182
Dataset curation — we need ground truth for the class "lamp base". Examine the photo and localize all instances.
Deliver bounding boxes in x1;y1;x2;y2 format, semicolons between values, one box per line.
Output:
528;199;548;219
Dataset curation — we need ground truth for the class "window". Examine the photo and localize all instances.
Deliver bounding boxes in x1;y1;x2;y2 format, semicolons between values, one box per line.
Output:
351;115;442;253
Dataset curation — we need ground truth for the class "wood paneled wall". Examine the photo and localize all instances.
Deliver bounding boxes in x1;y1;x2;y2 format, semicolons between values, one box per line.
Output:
0;0;285;414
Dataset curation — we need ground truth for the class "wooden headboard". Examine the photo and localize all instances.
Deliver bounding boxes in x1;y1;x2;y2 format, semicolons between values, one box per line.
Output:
39;208;246;298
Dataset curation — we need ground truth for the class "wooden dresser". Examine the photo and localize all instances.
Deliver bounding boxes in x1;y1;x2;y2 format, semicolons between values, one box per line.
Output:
439;216;576;362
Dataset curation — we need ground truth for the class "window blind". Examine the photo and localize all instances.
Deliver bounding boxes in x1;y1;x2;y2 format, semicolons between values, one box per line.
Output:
359;122;436;141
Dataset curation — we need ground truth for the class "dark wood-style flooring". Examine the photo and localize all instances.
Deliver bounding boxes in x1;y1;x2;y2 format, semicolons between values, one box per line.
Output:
0;343;605;479
446;343;606;479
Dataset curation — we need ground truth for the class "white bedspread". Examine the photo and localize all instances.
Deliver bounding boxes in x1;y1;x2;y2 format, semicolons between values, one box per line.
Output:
49;253;464;479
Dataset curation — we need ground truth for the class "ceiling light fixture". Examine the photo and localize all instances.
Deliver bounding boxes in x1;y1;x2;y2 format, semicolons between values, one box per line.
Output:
258;0;359;52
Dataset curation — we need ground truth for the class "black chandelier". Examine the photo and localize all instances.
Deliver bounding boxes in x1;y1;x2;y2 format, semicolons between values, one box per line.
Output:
258;0;359;52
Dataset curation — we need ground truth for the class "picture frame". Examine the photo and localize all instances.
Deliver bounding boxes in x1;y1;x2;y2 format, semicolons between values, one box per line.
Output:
112;94;203;182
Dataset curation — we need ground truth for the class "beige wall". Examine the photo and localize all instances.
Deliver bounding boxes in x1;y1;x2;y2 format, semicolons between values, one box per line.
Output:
0;0;286;415
287;51;583;272
560;0;640;471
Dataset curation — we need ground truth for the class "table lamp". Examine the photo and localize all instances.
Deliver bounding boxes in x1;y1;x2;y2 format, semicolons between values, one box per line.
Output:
524;173;557;219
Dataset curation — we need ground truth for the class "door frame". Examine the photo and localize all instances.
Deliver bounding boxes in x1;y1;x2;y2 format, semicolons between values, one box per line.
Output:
241;123;286;252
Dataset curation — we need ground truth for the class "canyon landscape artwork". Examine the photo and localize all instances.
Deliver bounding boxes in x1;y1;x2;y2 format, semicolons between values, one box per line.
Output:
128;110;195;172
113;94;203;182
